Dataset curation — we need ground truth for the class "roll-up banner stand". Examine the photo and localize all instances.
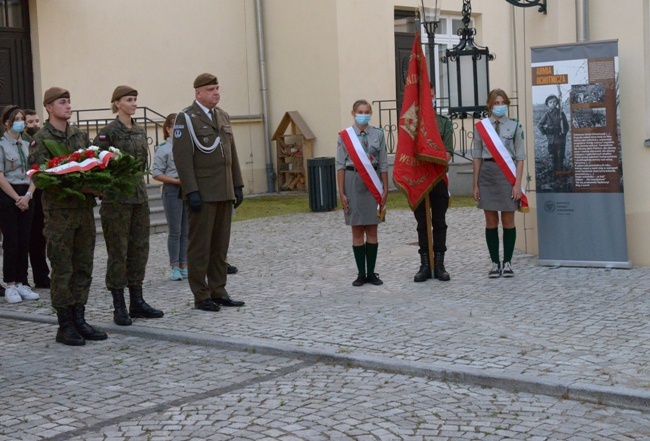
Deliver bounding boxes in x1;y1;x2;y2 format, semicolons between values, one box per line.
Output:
531;40;630;268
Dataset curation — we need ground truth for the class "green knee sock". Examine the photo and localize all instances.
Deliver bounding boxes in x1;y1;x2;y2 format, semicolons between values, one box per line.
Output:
353;245;366;277
365;242;378;275
485;228;500;263
503;227;516;263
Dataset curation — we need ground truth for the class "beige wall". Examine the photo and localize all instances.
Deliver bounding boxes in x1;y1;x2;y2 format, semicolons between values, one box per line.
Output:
27;0;650;264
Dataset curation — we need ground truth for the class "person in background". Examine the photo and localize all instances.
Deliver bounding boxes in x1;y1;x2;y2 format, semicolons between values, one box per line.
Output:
0;106;39;304
29;87;106;345
412;85;452;283
94;85;164;326
24;109;40;138
23;108;50;289
336;99;388;287
472;89;526;278
152;113;188;281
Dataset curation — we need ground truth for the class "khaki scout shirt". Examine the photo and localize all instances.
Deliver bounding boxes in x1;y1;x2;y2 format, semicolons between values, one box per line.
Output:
93;118;148;204
0;134;31;185
335;125;388;172
472;116;526;161
29;120;95;210
172;101;243;202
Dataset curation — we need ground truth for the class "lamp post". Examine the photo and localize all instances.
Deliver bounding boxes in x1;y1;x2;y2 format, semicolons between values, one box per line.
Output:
441;0;494;118
419;0;441;91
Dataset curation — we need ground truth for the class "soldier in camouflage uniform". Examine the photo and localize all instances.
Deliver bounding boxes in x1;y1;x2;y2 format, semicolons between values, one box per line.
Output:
29;87;107;346
93;85;163;326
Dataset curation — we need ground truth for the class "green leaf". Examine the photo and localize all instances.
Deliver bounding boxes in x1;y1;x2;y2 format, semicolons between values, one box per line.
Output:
43;140;71;157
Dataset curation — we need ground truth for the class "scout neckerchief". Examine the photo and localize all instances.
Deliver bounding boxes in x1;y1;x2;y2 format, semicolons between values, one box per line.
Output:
339;126;384;217
475;118;529;212
181;108;222;155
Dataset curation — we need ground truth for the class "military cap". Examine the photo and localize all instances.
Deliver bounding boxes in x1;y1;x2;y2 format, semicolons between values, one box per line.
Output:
111;85;138;102
193;73;218;89
43;87;70;106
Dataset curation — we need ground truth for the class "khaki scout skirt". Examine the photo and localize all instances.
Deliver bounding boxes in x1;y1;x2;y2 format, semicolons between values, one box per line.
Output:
477;161;520;212
343;169;381;226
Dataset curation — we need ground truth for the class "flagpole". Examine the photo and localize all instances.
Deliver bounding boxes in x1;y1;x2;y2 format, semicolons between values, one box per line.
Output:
425;196;434;274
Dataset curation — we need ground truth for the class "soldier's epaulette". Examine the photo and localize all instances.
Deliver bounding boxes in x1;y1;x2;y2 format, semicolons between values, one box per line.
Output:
182;106;193;113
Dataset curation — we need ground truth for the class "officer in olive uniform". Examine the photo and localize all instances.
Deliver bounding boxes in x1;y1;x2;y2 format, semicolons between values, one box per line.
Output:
93;85;163;325
173;73;245;312
29;87;107;346
413;86;454;283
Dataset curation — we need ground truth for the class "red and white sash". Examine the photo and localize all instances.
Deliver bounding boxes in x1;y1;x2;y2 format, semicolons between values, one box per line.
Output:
339;126;384;214
475;118;528;211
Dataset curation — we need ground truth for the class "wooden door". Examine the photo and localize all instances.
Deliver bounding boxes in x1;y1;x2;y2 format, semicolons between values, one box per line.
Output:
0;0;34;109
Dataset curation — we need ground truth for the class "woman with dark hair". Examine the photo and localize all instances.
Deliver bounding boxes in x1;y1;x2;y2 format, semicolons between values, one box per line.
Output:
336;99;389;287
94;85;163;325
473;89;526;278
152;113;188;281
0;106;39;303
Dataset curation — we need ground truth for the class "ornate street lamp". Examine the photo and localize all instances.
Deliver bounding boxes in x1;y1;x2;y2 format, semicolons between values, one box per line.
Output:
441;0;495;117
418;0;441;89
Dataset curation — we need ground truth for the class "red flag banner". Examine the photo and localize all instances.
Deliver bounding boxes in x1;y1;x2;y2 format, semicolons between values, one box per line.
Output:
393;32;449;210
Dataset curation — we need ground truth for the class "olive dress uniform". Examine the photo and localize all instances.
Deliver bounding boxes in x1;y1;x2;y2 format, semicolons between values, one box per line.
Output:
173;101;244;308
94;115;163;324
413;113;454;282
30;99;107;345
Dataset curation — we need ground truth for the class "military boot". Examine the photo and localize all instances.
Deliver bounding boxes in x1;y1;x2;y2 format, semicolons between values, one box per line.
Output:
72;305;108;340
129;286;164;319
413;251;432;282
111;289;132;326
55;308;85;346
434;252;451;281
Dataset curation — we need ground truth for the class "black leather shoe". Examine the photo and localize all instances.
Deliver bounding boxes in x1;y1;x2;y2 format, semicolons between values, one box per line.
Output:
365;273;383;286
227;263;239;274
195;299;221;312
352;275;366;287
213;295;245;307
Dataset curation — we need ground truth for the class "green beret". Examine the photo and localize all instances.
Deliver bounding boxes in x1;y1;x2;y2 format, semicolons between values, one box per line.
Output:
193;73;218;89
111;85;138;102
43;87;70;106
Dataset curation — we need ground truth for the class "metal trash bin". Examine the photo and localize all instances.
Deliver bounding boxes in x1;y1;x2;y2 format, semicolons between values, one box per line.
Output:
307;157;337;212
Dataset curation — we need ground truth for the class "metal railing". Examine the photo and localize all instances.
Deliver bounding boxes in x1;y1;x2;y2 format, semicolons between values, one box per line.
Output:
72;106;167;182
373;97;519;161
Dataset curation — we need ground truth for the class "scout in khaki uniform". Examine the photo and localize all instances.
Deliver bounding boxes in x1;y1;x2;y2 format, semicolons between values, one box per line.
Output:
173;73;245;311
29;87;107;346
93;85;163;325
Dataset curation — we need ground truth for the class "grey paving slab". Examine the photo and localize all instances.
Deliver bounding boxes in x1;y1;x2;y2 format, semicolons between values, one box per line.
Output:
2;206;650;438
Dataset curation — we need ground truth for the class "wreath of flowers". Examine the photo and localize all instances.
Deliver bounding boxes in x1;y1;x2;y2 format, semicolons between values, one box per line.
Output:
28;142;145;201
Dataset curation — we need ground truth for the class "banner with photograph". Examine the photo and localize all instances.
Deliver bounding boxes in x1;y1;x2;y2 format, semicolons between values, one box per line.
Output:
531;40;630;268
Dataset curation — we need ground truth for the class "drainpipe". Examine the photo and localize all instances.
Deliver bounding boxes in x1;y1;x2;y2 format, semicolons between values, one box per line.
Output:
255;0;275;193
576;0;589;42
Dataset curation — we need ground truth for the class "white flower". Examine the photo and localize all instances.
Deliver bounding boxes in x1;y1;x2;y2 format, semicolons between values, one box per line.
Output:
88;146;100;151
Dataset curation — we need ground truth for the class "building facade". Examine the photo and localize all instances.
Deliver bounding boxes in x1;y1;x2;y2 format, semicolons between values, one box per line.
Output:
8;0;650;265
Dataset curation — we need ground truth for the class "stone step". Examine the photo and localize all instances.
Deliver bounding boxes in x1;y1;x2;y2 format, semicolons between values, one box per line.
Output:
94;183;168;236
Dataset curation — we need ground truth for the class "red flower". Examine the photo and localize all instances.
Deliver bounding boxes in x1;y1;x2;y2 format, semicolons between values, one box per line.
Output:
70;152;82;161
47;157;60;168
31;164;40;171
84;150;96;158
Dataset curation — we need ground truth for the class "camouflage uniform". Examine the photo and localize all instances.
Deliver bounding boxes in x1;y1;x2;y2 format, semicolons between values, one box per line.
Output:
93;118;150;290
28;121;95;309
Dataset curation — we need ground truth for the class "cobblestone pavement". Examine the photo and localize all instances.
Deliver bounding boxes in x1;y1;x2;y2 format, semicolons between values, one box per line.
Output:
2;206;650;439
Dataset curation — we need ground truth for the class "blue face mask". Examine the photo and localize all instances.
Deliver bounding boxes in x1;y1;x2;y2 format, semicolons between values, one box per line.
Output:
11;121;25;133
492;105;508;117
355;114;371;126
